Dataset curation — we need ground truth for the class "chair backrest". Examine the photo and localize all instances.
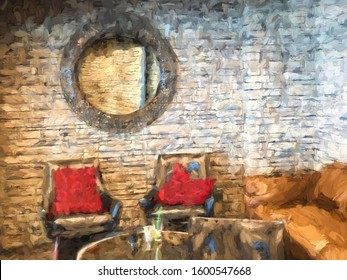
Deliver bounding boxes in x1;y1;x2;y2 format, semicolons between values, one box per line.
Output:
42;158;104;214
156;153;208;188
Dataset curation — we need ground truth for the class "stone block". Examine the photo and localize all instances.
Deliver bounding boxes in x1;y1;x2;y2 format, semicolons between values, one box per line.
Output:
243;61;261;75
243;52;260;61
243;82;263;90
0;235;25;250
268;62;284;73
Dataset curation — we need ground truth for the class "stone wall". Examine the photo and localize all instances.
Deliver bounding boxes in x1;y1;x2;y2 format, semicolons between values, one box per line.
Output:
240;0;347;173
0;0;346;252
313;1;347;166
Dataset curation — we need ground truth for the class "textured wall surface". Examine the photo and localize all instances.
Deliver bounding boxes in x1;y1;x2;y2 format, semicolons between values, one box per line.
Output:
0;0;346;252
313;2;347;166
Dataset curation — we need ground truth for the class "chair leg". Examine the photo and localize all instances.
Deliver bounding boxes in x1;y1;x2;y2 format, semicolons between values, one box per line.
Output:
53;236;60;260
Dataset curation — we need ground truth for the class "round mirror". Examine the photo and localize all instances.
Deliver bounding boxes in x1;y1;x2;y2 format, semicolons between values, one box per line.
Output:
77;37;160;115
60;13;177;133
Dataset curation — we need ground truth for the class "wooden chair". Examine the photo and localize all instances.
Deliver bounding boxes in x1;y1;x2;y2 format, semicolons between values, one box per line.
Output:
139;154;215;231
40;158;122;259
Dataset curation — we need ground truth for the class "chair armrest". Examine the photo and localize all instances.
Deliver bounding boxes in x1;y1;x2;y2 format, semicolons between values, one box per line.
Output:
39;208;64;238
103;197;122;231
204;196;215;216
40;209;65;238
139;187;159;210
99;192;122;219
110;199;122;220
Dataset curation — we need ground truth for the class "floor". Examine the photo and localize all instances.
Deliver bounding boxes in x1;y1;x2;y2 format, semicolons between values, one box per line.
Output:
0;236;97;260
0;243;54;260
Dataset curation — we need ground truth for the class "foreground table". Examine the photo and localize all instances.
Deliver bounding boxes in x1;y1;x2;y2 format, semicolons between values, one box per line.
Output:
77;218;285;260
77;230;190;260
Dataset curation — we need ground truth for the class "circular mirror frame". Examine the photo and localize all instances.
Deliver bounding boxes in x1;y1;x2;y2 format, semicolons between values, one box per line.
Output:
60;13;177;133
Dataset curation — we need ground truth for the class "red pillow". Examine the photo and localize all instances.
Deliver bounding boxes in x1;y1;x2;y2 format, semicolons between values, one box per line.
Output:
156;163;213;206
50;166;103;216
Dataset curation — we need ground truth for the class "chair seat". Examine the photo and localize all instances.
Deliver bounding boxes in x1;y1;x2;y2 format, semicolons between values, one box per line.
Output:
52;213;112;238
148;205;205;220
54;213;112;229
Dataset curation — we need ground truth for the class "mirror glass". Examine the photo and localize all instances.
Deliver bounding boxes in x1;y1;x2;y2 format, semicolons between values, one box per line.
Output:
77;37;160;115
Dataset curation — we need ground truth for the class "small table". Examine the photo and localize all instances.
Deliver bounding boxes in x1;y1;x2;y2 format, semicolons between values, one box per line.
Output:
188;217;285;260
77;230;190;260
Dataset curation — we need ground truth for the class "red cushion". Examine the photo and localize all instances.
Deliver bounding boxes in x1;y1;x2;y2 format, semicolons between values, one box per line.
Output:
50;166;103;217
156;163;213;206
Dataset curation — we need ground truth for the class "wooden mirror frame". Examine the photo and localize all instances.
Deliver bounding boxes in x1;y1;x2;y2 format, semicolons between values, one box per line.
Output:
60;13;177;133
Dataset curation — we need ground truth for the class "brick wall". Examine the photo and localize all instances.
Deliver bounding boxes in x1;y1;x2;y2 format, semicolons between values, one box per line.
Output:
0;0;346;251
313;1;347;166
